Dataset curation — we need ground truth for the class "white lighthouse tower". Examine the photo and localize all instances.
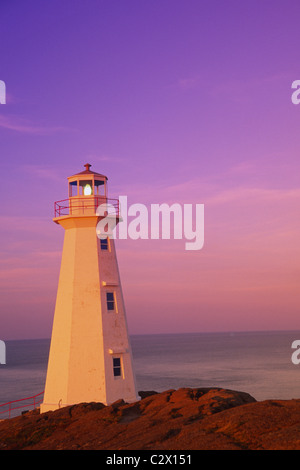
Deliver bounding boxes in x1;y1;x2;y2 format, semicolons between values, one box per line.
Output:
41;164;139;413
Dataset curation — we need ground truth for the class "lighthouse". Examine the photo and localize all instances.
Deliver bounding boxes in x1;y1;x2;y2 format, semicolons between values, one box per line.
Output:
40;164;139;413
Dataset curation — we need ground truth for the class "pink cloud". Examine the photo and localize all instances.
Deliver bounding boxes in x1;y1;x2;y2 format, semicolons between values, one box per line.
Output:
112;175;300;334
0;114;73;134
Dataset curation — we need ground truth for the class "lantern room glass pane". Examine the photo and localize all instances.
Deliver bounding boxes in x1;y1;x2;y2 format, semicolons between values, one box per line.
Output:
69;181;78;197
79;180;93;195
94;180;105;196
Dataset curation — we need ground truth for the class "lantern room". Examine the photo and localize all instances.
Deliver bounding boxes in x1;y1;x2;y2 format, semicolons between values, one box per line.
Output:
54;164;119;218
68;163;107;199
64;163;108;216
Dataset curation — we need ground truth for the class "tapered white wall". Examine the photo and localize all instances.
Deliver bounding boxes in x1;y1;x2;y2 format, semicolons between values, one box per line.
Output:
41;215;138;413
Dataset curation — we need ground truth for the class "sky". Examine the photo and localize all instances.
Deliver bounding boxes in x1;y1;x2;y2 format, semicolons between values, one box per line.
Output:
0;0;300;339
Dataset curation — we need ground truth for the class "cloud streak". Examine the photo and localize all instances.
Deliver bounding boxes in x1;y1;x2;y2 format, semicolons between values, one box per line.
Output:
0;114;74;135
21;164;65;183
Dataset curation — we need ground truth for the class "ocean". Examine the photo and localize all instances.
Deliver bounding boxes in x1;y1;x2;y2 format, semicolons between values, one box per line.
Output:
1;331;300;417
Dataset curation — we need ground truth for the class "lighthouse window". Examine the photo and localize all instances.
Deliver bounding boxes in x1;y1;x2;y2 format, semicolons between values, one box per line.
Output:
106;292;115;311
113;357;121;377
100;237;108;250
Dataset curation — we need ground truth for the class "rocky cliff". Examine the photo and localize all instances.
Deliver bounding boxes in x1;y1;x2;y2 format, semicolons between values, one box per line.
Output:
0;387;300;450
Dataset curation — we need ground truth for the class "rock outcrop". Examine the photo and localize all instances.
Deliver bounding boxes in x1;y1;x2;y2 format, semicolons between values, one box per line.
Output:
0;387;300;450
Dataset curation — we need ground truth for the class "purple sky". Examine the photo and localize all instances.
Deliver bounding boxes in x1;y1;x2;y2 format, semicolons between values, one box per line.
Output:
1;0;300;339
